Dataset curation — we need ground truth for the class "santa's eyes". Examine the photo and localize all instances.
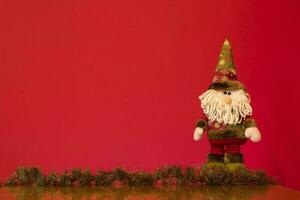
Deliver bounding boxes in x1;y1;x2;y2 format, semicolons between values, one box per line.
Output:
223;91;231;95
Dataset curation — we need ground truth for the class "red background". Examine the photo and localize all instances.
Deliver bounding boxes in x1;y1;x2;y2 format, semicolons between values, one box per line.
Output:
1;0;300;190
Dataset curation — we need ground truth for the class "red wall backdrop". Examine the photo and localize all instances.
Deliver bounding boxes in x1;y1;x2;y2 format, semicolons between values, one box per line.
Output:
0;0;300;190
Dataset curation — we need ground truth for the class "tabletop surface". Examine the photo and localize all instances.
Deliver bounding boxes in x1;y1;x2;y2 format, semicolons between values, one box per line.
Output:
0;185;299;200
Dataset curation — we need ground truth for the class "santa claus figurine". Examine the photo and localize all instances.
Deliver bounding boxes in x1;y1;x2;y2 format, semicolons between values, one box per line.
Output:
194;39;261;164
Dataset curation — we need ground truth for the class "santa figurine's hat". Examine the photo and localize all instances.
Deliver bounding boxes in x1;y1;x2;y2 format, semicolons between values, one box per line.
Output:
208;39;245;91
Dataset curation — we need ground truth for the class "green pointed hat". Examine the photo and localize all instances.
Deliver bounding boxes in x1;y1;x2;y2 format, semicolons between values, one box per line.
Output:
216;39;236;74
208;39;246;91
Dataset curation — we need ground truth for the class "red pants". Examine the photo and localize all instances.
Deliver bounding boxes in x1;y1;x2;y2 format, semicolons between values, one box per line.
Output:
208;138;247;155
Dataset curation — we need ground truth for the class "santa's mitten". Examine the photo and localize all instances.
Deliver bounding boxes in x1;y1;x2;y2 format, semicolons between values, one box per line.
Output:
245;127;261;142
194;127;204;141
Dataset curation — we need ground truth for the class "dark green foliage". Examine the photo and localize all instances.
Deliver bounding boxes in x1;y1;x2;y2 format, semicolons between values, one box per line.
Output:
3;165;275;187
20;167;43;185
36;175;46;187
95;170;114;186
17;167;31;184
184;167;196;183
229;165;250;185
79;169;94;185
71;168;82;182
250;170;274;185
46;172;59;186
111;168;130;183
128;172;154;186
201;163;276;185
60;171;72;186
5;166;43;186
5;176;18;186
201;163;229;185
153;165;185;185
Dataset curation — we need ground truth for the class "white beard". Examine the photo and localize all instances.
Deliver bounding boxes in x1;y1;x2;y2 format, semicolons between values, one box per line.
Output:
199;89;252;125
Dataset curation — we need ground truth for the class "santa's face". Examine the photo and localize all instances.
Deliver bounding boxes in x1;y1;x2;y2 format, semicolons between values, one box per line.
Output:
199;89;252;125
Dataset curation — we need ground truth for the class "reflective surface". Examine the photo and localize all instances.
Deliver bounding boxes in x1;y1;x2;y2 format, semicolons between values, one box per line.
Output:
0;185;299;200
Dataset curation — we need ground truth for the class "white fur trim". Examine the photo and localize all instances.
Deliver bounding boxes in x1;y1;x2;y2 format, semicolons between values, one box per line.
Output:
245;127;261;143
194;127;204;141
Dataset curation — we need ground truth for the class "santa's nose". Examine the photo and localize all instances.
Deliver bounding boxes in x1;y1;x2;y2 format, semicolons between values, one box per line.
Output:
223;96;232;105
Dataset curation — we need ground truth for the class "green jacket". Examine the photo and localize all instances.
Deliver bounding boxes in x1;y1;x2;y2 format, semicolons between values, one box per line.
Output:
196;116;257;140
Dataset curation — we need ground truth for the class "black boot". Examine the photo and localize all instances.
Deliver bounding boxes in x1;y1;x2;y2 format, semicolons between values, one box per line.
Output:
207;153;225;163
225;153;244;163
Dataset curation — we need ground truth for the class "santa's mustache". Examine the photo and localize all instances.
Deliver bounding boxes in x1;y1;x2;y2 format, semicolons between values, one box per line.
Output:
199;90;252;125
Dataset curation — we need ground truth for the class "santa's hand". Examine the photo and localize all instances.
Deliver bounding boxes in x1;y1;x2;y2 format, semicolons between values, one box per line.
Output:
245;127;261;142
194;127;204;141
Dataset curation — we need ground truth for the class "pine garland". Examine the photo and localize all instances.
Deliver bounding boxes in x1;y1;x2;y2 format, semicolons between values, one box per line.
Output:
3;164;275;187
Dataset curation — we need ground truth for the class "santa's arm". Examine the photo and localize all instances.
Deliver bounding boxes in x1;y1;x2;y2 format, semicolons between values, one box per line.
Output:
243;118;261;142
194;117;208;141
